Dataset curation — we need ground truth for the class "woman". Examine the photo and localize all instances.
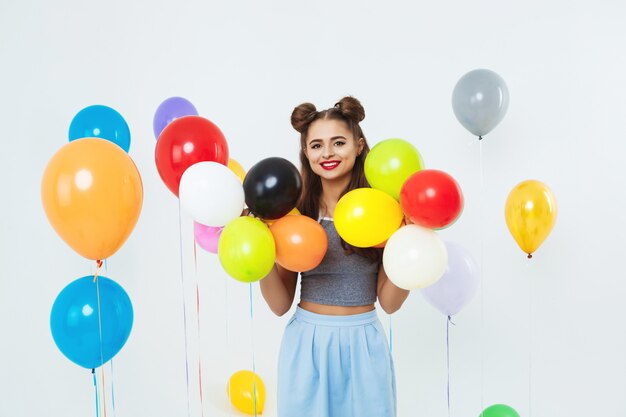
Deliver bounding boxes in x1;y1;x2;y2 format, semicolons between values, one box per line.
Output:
260;96;409;417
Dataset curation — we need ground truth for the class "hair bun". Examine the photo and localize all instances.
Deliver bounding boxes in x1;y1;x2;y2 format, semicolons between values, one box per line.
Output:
334;96;365;123
291;103;317;132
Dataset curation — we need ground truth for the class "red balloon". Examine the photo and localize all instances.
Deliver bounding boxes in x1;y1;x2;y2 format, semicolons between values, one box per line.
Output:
400;169;463;229
155;116;229;196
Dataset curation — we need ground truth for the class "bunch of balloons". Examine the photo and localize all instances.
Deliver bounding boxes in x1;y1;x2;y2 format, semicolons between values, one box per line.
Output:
153;98;322;283
333;138;464;291
43;105;141;368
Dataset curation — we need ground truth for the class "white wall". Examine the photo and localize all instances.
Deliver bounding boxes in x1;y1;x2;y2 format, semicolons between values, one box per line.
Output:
1;0;625;416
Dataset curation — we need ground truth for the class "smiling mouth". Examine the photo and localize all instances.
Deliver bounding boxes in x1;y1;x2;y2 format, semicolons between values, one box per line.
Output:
321;161;340;170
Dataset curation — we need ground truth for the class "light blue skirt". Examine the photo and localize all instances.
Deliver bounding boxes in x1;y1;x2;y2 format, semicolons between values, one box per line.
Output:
278;307;396;417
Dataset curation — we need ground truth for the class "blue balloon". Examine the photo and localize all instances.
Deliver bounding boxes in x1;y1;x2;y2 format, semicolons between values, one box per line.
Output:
50;275;133;369
69;105;131;152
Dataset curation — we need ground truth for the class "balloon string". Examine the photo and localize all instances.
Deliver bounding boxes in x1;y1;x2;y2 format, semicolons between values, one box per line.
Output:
178;202;191;417
447;316;456;417
528;261;533;417
478;139;485;413
94;260;103;281
95;278;107;417
104;261;116;417
194;240;205;417
249;284;258;417
93;369;99;417
225;275;233;416
101;367;108;417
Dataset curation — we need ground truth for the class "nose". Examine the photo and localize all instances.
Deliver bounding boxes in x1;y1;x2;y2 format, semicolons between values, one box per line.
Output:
322;145;334;159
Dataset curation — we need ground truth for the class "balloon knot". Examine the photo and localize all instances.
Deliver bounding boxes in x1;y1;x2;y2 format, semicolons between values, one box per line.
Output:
96;259;103;268
91;368;95;374
527;253;533;259
478;135;483;140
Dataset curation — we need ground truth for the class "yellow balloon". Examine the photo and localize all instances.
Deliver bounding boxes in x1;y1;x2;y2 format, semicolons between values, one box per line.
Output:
227;370;266;415
334;188;404;248
228;158;246;183
505;180;557;258
41;138;143;260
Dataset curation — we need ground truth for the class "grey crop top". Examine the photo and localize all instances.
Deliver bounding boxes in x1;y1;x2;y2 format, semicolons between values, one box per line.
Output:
299;218;379;306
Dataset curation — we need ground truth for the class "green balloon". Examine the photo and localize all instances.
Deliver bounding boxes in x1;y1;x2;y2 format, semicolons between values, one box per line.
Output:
364;138;424;201
480;404;520;417
218;216;276;283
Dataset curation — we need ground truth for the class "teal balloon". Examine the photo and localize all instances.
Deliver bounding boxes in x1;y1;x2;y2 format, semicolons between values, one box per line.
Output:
50;275;133;369
452;69;509;138
479;404;520;417
69;105;131;152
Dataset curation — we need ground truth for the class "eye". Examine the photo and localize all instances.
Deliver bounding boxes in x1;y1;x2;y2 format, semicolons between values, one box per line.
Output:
310;143;321;149
334;141;345;147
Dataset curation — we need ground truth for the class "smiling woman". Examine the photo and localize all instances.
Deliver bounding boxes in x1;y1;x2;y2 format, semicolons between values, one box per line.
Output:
258;97;409;417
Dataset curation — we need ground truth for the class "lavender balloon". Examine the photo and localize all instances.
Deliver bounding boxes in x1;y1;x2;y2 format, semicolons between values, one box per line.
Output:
421;241;480;317
153;97;198;139
194;222;223;253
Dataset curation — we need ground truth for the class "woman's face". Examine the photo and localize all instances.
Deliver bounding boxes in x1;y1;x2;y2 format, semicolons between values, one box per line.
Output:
304;118;364;184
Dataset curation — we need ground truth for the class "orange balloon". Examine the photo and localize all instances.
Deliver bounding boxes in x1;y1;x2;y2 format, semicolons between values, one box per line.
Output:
41;138;143;260
270;214;327;272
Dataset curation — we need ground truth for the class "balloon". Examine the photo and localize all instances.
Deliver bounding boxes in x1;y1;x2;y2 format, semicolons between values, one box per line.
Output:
334;188;404;248
383;225;448;290
421;241;479;316
479;404;520;417
243;157;302;220
228;158;246;183
400;169;464;229
452;69;509;138
505;180;557;258
69;105;131;152
364;138;424;200
50;275;133;369
270;215;328;272
179;161;245;227
153;97;198;139
194;222;223;253
155;115;229;197
41;138;143;260
227;370;266;415
218;216;276;283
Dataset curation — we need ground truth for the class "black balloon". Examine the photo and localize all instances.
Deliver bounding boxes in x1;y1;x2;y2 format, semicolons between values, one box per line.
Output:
243;157;302;220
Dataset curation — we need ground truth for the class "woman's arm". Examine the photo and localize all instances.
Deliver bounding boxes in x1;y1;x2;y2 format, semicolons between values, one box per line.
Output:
259;263;299;316
377;264;410;314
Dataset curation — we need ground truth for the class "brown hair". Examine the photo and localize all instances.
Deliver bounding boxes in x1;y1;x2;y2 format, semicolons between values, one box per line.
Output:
291;96;381;261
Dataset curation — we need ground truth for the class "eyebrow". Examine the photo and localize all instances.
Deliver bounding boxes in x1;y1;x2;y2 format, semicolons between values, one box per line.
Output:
308;136;347;144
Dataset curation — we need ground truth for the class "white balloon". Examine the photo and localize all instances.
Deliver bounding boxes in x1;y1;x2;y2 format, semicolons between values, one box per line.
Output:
383;225;448;290
179;161;244;227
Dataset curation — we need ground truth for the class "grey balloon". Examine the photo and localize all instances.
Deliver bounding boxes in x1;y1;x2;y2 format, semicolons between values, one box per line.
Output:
452;69;509;138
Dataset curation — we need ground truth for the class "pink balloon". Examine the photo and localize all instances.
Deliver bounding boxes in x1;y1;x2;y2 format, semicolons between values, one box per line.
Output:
194;222;223;253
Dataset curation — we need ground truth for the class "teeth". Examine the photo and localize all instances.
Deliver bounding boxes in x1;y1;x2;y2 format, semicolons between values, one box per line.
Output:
322;162;338;167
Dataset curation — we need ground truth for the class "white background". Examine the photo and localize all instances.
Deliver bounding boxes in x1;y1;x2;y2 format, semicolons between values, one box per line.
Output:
1;0;625;416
